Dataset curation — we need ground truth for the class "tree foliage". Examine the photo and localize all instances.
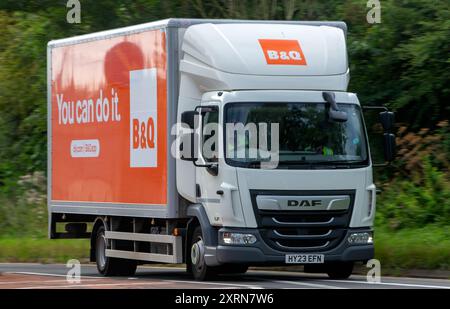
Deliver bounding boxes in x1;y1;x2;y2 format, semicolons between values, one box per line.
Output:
0;0;448;192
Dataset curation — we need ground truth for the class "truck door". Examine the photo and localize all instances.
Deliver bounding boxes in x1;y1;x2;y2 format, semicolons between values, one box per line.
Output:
196;105;246;227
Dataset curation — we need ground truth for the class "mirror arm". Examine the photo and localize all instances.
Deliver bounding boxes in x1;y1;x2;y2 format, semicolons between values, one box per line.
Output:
206;163;219;176
193;161;214;168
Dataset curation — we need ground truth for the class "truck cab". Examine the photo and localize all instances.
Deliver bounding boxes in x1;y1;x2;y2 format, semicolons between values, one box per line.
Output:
176;23;394;279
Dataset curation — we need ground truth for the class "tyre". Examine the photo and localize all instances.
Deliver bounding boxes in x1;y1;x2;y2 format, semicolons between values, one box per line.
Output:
95;225;137;276
326;262;354;279
189;226;217;280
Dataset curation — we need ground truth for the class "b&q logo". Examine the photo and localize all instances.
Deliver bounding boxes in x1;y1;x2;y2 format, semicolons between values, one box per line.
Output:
258;39;307;66
132;117;155;150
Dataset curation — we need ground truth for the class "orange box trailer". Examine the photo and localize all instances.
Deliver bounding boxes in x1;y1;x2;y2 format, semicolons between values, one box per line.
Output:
48;20;178;219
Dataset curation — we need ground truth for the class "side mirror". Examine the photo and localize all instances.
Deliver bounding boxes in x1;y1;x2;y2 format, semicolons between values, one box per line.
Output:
323;91;348;122
329;109;348;122
181;111;197;129
379;111;395;131
180;132;198;161
383;133;396;162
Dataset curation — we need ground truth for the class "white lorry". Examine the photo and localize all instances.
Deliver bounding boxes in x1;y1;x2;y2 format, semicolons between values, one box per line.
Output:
47;19;395;280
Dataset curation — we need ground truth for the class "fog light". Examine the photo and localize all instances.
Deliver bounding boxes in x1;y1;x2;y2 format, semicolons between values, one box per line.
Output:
348;232;373;245
222;232;257;245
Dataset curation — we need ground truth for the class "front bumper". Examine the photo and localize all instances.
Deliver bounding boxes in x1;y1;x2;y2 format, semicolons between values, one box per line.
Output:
205;227;374;266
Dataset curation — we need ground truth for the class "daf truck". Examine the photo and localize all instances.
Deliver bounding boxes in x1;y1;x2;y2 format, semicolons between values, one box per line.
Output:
47;18;395;280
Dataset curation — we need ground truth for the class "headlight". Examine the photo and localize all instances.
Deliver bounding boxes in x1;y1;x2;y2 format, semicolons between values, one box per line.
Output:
348;232;373;245
222;232;257;245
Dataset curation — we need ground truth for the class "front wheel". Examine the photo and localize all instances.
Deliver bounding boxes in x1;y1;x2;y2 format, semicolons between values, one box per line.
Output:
95;225;137;276
189;226;217;280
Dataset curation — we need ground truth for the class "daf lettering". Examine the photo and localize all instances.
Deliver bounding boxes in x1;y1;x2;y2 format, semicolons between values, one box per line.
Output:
287;200;322;207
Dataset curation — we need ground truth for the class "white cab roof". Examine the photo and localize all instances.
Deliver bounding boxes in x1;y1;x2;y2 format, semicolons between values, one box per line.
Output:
182;23;347;76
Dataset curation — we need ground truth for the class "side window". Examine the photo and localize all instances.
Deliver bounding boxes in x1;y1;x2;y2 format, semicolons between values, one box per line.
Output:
202;108;219;163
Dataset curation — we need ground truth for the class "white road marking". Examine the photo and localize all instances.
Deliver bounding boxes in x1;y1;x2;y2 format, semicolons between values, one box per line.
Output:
204;287;240;289
247;269;450;288
323;279;450;289
0;279;80;285
18;281;170;289
140;265;185;270
165;279;263;289
269;280;346;289
6;271;101;279
0;263;42;265
4;271;262;289
346;274;450;283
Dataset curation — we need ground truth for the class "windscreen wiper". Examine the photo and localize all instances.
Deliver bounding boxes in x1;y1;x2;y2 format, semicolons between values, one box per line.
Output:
278;160;312;165
277;160;366;169
305;160;367;168
310;160;366;164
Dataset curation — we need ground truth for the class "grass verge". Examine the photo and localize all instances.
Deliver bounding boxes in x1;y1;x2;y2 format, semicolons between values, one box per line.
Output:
0;238;90;263
374;225;450;271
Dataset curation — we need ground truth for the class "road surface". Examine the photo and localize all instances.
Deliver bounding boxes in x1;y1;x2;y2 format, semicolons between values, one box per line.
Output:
0;263;449;289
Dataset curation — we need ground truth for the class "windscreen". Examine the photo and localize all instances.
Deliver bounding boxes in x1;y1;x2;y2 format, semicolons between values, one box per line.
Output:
224;102;368;169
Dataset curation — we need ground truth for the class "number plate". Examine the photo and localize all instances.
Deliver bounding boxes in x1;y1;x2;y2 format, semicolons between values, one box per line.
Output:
285;254;324;264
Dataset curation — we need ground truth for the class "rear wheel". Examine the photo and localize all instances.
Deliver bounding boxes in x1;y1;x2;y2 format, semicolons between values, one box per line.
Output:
95;225;137;276
325;262;354;279
189;226;217;280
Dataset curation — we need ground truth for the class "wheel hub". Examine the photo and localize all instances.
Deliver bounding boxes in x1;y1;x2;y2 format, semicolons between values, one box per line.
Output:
96;233;107;269
191;239;205;266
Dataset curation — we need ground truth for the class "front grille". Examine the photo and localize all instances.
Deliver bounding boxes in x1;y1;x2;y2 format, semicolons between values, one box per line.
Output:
251;190;355;252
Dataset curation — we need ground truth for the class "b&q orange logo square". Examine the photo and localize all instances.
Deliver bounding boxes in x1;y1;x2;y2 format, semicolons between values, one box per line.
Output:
258;39;307;65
